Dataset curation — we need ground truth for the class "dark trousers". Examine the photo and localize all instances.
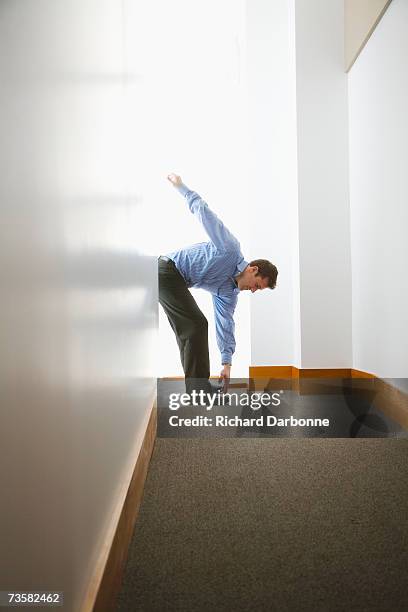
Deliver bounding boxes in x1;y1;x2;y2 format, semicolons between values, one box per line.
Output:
158;257;210;392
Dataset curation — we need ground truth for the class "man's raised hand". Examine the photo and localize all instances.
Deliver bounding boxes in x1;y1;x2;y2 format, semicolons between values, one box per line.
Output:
167;173;182;187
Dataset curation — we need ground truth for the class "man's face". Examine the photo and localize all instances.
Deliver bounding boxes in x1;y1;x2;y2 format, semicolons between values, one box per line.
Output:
238;266;269;293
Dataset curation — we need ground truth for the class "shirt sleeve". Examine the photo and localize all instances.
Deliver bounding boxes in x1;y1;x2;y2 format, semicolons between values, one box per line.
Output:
176;183;239;253
212;293;237;364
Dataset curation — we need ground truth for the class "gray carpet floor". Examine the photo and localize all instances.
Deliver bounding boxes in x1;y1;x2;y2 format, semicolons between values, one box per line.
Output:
116;439;408;612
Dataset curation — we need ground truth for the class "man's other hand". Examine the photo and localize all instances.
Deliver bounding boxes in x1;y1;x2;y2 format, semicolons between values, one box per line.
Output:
219;364;231;392
167;173;182;187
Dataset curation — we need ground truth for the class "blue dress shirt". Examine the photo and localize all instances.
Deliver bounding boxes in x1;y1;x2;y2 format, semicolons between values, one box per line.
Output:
167;183;248;365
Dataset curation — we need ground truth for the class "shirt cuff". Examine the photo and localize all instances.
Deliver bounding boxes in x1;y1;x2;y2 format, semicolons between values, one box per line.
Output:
176;182;190;197
221;352;232;365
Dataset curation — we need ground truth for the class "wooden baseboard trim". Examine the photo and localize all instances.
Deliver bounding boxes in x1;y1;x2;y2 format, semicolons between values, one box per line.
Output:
161;376;235;381
249;366;408;428
249;366;293;379
250;366;352;378
81;401;157;612
350;368;376;378
250;367;353;393
372;378;408;430
161;369;407;428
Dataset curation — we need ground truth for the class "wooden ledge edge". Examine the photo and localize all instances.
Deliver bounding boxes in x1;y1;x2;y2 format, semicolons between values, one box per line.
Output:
80;400;157;612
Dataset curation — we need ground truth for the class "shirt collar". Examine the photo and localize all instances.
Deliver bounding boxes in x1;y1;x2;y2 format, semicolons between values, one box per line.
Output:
231;257;248;291
236;258;249;274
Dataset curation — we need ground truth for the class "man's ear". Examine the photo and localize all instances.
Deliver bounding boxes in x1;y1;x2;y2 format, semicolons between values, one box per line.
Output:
252;266;258;275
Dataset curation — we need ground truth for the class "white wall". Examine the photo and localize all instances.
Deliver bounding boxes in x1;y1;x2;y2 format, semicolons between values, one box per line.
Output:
0;1;157;609
247;0;301;368
295;0;352;368
348;0;408;377
248;0;352;370
150;0;353;375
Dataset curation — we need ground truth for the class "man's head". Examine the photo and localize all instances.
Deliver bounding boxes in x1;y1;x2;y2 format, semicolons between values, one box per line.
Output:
236;259;278;293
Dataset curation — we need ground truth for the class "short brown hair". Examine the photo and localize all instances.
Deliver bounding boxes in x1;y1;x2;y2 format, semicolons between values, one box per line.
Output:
250;259;278;290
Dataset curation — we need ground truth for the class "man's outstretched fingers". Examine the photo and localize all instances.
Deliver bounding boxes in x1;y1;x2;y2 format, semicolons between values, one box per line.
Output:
167;173;182;186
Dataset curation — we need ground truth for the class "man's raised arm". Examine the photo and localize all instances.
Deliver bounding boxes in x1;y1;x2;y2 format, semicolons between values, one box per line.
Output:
167;173;239;253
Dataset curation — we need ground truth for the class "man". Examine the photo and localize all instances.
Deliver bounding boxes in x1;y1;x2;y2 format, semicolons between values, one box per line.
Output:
159;173;278;395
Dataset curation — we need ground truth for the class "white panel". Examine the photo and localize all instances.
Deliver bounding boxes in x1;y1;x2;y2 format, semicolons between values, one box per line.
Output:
348;0;408;377
295;0;352;368
0;1;157;608
247;0;300;368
